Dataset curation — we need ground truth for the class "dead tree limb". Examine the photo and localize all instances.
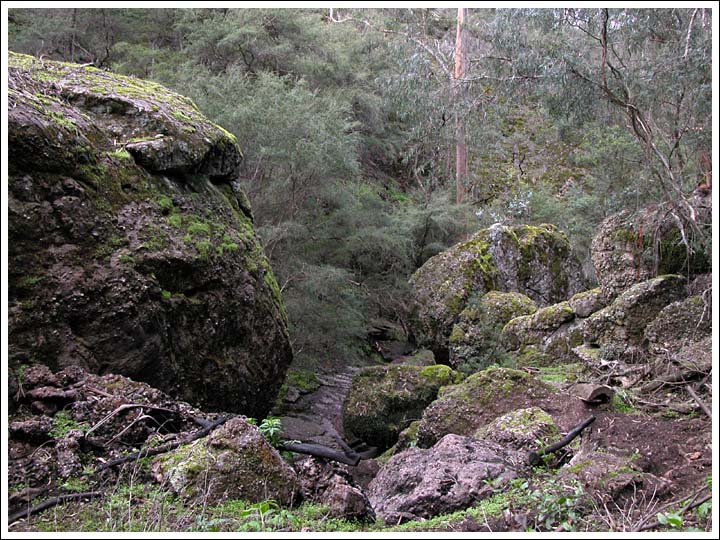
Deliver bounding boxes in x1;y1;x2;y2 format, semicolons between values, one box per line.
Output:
279;442;361;466
528;416;596;466
9;491;102;525
687;386;711;418
95;415;229;472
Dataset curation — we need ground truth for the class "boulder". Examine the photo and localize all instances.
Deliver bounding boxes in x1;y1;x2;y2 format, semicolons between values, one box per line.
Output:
342;364;462;452
562;451;649;503
644;294;711;355
7;52;291;417
500;301;583;366
367;434;524;523
295;458;375;522
449;291;537;372
152;417;299;506
415;367;559;448
568;288;608;318
474;407;559;451
409;223;584;357
591;193;711;300
582;275;687;350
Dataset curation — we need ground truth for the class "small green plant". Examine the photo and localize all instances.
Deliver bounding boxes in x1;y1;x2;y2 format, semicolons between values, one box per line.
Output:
111;148;133;160
119;254;135;265
61;477;90;493
161;290;172;300
239;500;294;532
526;478;586;531
168;214;183;227
50;410;86;438
258;417;283;447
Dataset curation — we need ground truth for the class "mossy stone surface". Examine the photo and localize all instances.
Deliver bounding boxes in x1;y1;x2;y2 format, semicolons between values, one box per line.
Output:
342;364;462;452
8;52;291;417
153;417;298;505
409;223;584;357
415;367;557;448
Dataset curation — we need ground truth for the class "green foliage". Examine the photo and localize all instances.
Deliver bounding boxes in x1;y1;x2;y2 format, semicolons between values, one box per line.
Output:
49;410;86;438
258;417;283;448
525;478;586;532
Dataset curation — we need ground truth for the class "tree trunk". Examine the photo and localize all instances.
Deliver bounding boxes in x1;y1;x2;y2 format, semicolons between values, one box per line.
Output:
454;8;468;204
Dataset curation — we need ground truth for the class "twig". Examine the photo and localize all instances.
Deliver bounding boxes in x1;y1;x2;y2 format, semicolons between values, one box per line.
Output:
9;491;102;525
686;387;711;418
95;415;229;472
85;403;176;437
633;489;711;532
528;416;596;466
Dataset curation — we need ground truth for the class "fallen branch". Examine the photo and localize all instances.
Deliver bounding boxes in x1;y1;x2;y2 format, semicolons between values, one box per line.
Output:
95;415;229;472
527;416;596;466
85;403;177;437
686;387;711;418
9;491;102;525
280;442;360;466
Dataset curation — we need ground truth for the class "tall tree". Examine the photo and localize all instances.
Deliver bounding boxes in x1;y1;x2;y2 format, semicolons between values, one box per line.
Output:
454;7;468;204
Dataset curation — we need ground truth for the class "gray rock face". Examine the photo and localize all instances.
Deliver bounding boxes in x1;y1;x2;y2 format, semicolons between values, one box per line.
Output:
591;193;711;300
368;434;524;523
8;52;292;417
152;417;299;506
409;223;584;356
582;275;687;349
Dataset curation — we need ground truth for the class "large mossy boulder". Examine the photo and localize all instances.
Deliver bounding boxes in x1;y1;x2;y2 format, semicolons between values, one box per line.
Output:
367;434;523;523
582;275;687;350
7;52;292;417
500;301;583;366
448;291;537;372
409;223;583;357
152;417;299;506
591;193;711;300
474;407;559;451
342;364;462;452
415;367;558;448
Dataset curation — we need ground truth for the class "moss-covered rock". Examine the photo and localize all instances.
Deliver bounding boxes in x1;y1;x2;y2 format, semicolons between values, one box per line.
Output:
474;407;558;451
591;195;711;300
399;349;436;367
582;275;687;349
409;223;584;357
342;364;462;452
644;294;711;354
500;301;582;366
448;291;537;372
568;288;608;318
415;367;557;448
7;52;291;417
152;417;298;506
